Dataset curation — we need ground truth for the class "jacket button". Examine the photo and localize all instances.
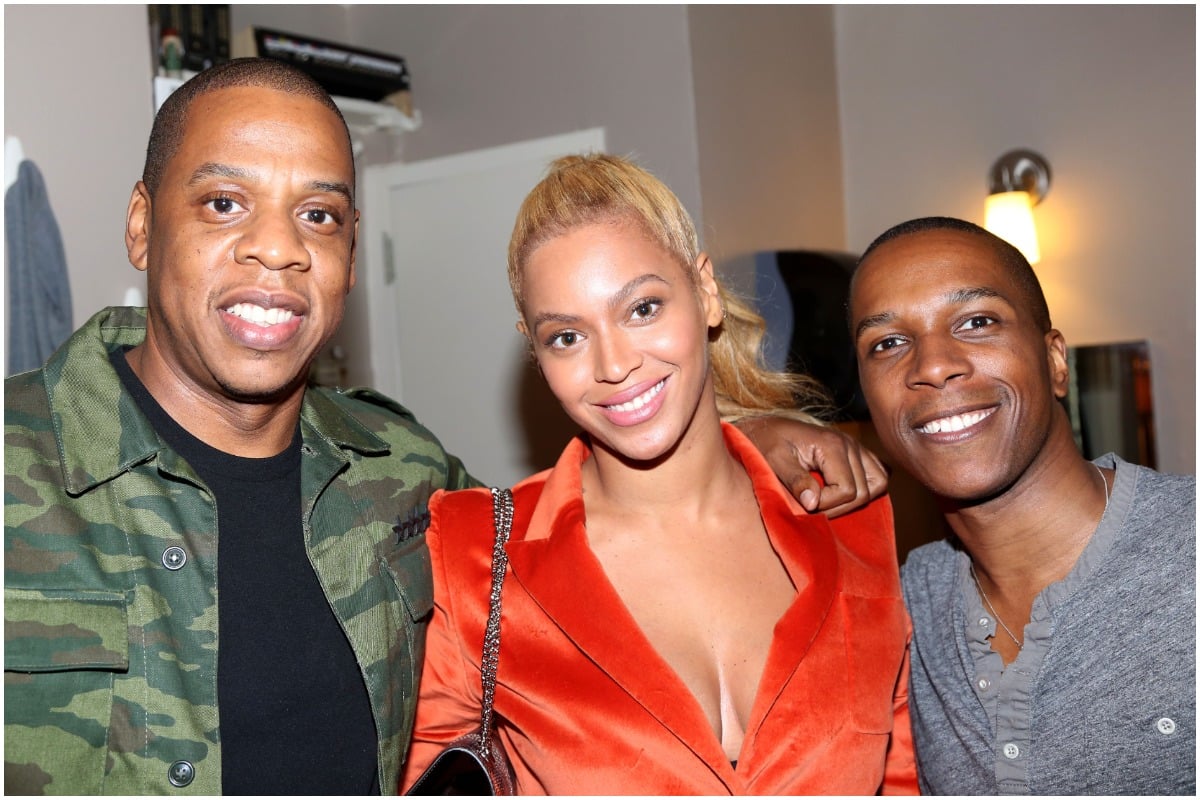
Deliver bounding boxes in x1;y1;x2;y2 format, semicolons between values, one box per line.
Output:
162;546;187;571
167;760;195;787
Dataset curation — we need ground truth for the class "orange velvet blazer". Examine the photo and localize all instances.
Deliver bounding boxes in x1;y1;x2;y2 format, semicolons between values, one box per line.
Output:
400;424;917;795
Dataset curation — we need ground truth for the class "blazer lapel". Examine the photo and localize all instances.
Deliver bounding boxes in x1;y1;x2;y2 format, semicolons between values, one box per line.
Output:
729;426;841;733
749;505;839;727
505;441;729;768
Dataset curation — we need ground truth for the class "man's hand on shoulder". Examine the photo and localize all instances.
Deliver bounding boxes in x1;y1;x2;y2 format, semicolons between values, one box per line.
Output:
735;416;888;518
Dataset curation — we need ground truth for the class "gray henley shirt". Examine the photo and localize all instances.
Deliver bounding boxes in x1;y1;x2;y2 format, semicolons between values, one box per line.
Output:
902;454;1196;794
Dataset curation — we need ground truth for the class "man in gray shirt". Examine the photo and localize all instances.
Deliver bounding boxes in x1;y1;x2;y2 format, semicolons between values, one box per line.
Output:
848;216;1195;794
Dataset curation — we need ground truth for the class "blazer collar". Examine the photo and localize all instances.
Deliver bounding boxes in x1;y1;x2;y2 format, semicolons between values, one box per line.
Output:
44;307;388;495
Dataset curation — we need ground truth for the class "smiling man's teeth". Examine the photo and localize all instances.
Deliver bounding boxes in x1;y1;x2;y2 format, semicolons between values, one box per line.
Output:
226;303;294;327
918;408;995;434
607;380;664;413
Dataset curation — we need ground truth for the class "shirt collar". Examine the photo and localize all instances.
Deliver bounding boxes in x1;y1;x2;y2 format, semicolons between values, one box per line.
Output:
44;307;386;494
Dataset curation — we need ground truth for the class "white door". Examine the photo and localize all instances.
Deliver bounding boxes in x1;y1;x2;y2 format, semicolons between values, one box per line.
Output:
362;128;606;487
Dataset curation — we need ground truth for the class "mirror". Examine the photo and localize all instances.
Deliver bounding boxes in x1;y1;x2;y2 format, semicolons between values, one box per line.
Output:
1063;340;1156;469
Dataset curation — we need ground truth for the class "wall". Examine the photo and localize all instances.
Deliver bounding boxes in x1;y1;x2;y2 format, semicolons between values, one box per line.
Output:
339;4;702;217
4;4;155;329
687;5;847;296
835;5;1196;473
229;5;349;45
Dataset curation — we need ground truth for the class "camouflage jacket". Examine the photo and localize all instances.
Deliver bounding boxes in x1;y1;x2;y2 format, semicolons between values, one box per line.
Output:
5;307;478;794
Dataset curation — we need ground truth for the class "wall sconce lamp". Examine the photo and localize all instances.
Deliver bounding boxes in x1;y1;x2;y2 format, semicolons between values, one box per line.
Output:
984;149;1051;264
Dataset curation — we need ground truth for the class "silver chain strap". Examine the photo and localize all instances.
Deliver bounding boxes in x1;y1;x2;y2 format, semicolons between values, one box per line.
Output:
478;487;513;757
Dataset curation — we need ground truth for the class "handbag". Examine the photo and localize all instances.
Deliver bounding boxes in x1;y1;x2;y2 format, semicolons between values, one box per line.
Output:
407;487;517;796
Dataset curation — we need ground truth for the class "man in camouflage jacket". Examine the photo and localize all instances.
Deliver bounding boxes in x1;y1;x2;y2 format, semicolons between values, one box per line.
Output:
6;307;475;794
5;58;478;794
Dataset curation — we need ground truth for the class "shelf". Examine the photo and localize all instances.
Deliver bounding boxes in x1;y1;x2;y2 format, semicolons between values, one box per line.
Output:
333;94;422;135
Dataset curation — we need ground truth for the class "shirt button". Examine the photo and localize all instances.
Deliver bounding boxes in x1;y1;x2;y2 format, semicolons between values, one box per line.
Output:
1003;742;1020;759
977;678;991;691
1156;717;1177;735
979;617;990;627
162;546;187;571
168;760;195;787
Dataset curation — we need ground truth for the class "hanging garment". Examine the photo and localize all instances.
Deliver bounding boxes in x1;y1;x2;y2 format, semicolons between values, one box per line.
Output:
6;156;74;375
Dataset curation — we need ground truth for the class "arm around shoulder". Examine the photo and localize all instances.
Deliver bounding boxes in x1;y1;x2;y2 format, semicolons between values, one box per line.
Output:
734;415;888;517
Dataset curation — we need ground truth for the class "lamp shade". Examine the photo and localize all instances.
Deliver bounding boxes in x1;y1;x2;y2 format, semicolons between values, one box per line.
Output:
985;190;1040;264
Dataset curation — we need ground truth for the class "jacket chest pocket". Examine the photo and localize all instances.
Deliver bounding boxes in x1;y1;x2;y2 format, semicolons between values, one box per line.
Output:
382;533;435;705
5;588;130;794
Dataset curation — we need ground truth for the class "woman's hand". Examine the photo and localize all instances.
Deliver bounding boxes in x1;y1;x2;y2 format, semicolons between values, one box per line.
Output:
735;417;888;517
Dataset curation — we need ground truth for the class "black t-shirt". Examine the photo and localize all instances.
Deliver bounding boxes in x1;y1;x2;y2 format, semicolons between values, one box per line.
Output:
113;351;380;794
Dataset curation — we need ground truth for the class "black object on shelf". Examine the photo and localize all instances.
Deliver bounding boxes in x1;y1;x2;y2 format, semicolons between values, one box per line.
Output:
233;26;410;103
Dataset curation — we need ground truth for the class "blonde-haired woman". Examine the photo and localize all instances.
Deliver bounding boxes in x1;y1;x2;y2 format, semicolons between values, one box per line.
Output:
400;154;916;794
